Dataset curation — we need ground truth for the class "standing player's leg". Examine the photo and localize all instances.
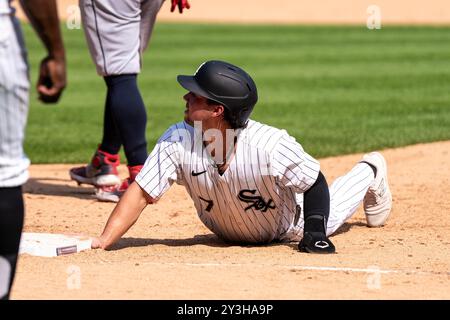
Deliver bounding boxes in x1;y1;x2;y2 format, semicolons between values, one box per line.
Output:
139;0;166;53
0;14;30;300
70;86;123;187
99;84;122;155
0;187;24;300
326;152;392;236
94;73;148;202
93;0;165;202
72;0;154;196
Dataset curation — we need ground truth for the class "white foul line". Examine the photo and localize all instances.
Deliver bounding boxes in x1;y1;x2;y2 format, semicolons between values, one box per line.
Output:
138;261;449;276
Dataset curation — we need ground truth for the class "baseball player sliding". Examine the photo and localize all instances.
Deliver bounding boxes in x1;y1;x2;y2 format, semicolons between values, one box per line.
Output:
91;61;392;253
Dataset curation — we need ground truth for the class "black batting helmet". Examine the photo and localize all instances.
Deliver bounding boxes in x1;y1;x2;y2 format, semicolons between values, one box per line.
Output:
177;60;258;128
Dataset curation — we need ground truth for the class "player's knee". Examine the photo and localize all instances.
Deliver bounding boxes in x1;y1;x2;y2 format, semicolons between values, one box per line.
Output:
104;74;138;89
104;74;145;113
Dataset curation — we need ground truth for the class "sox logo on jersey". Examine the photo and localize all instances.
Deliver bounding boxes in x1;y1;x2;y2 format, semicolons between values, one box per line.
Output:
238;189;275;212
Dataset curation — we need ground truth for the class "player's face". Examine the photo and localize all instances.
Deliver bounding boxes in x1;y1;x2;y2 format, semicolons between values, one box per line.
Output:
183;92;216;126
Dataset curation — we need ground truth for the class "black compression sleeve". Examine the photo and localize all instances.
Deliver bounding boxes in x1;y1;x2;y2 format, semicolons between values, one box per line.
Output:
303;171;330;234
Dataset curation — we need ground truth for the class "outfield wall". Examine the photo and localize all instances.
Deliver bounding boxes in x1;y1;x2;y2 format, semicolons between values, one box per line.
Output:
12;0;450;25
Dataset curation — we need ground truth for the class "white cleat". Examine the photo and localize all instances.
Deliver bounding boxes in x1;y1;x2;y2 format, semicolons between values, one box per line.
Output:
360;152;393;227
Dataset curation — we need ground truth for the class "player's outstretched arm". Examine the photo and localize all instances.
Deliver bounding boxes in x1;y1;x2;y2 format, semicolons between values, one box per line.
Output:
19;0;66;103
91;182;154;250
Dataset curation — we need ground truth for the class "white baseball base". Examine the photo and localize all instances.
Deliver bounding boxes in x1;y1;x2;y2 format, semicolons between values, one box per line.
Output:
19;233;92;257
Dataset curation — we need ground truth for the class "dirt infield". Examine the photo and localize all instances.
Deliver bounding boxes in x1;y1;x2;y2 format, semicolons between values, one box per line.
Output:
9;0;450;300
11;141;450;299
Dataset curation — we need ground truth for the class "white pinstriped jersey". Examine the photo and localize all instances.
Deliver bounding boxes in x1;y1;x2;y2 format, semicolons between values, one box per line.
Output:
0;0;10;15
136;120;320;243
0;1;30;187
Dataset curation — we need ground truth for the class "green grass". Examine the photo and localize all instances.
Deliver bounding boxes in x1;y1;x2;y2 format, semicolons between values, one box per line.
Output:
22;23;450;163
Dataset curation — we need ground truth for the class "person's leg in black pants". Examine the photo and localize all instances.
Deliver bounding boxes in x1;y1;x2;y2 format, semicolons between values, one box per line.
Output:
0;186;24;300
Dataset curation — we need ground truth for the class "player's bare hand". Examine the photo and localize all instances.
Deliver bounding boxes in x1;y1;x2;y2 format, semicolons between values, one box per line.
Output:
91;237;104;250
37;56;66;104
170;0;190;14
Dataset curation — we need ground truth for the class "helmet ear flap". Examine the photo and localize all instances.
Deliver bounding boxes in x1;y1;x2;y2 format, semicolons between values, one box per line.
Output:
238;107;248;123
230;107;250;128
223;106;241;128
238;106;251;127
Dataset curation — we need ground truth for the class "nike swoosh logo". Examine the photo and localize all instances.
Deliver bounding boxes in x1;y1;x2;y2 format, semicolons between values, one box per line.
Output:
191;170;207;176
